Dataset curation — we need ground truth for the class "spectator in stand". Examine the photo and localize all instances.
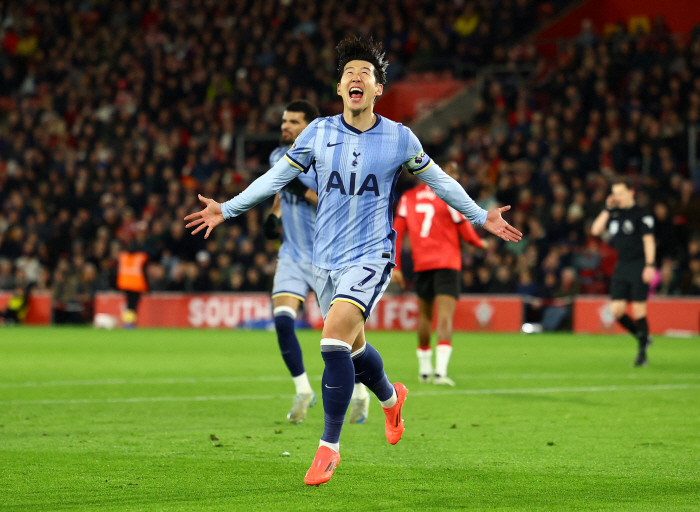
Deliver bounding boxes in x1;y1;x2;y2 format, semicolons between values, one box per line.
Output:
542;267;580;331
0;259;14;290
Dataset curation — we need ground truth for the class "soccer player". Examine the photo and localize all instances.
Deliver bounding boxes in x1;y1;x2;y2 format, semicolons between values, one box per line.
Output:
591;179;656;366
185;37;521;485
392;161;487;386
263;100;370;425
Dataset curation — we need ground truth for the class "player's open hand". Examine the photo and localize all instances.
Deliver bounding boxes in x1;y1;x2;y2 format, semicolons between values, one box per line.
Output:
391;269;405;290
483;206;522;243
184;194;225;239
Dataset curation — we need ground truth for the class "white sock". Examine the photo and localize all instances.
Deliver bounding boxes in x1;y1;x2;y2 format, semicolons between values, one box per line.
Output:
416;348;433;376
292;372;313;395
435;343;453;377
352;382;369;400
380;388;397;408
319;439;339;452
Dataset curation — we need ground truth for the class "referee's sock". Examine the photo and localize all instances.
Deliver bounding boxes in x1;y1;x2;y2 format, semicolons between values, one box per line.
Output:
636;317;650;348
617;314;637;336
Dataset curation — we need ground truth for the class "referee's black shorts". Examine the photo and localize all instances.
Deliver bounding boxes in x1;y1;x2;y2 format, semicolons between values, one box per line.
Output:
609;261;648;302
414;269;461;302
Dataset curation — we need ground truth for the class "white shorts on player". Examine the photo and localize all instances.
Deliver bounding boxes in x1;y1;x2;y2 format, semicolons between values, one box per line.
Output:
271;257;316;303
313;261;394;320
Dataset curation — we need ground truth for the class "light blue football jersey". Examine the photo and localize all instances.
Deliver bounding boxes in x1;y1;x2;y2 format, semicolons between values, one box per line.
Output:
269;145;316;264
284;114;434;270
222;114;487;271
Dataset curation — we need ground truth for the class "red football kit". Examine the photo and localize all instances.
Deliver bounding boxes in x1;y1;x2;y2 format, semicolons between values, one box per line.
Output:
394;183;483;272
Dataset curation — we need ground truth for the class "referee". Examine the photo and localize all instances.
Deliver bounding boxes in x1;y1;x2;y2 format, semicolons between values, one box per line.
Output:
592;179;656;366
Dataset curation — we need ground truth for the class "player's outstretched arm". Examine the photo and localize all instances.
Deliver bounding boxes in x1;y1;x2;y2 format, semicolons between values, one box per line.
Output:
416;165;521;242
185;158;301;238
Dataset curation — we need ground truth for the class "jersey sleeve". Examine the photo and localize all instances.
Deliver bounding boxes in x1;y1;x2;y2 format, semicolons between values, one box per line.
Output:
415;163;488;226
221;157;301;219
403;128;433;175
639;209;655;235
284;119;319;173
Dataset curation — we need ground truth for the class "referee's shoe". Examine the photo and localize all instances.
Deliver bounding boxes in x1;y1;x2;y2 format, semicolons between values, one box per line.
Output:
634;336;653;367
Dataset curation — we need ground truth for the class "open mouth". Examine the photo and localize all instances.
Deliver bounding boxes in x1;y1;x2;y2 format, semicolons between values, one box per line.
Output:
349;87;363;100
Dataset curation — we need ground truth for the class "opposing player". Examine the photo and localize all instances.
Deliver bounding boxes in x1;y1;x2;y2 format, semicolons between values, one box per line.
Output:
392;161;487;385
185;37;521;485
263;100;370;424
591;179;656;366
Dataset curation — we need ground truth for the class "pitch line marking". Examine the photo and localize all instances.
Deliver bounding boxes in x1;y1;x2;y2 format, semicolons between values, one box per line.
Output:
2;373;700;389
1;383;698;406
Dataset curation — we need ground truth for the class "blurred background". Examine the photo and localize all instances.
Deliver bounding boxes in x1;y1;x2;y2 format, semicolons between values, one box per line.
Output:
0;0;699;332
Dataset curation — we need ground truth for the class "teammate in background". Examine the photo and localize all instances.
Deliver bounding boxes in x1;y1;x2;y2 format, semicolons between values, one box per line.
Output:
591;179;656;366
185;37;521;486
392;161;487;386
262;100;370;425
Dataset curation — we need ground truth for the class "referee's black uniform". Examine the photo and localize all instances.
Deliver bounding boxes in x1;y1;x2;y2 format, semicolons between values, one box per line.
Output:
606;204;655;366
608;205;654;301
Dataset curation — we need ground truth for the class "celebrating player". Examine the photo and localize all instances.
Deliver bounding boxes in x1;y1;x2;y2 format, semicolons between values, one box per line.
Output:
392;161;487;386
591;179;656;366
263;100;370;425
185;37;521;486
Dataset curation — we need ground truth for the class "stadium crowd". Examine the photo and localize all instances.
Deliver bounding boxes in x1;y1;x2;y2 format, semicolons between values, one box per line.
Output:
0;1;699;324
412;19;700;307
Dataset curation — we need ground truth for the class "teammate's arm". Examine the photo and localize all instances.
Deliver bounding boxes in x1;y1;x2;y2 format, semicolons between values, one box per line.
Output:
270;193;282;217
263;193;283;240
591;194;616;236
284;177;318;205
304;190;318;206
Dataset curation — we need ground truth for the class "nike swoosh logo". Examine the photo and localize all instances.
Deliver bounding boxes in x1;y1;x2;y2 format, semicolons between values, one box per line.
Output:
327;142;343;147
325;384;341;389
350;286;363;292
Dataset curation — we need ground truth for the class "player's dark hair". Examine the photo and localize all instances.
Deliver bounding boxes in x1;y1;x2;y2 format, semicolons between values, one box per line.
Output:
285;100;320;123
336;37;388;85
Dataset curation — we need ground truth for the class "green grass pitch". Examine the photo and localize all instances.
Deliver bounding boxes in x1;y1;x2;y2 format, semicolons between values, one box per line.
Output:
1;327;699;511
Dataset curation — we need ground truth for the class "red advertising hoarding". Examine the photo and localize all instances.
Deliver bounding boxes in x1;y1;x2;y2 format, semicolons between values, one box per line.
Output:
573;296;700;336
0;291;52;324
93;292;523;332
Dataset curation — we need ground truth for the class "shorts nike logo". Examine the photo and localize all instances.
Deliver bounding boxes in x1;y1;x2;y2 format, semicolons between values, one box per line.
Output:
325;384;341;389
327;142;343;147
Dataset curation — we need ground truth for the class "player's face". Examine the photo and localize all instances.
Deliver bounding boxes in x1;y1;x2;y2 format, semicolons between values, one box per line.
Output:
337;60;383;114
280;111;309;145
611;183;634;208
